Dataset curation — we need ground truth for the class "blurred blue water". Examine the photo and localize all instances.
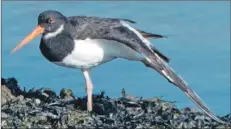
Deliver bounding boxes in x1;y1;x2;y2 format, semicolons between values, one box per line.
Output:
2;2;230;115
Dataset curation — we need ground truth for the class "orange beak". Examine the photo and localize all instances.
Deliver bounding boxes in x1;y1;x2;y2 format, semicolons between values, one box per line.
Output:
11;25;45;54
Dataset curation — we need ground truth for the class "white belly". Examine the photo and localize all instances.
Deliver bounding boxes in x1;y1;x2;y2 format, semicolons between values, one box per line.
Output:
54;38;143;69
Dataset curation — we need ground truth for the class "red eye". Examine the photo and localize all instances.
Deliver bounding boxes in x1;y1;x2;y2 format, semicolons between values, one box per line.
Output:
47;18;55;23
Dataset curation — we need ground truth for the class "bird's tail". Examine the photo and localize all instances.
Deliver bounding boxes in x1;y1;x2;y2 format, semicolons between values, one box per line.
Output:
144;55;229;125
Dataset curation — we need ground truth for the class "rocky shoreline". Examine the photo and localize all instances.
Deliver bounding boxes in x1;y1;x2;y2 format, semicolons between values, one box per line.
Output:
1;77;231;128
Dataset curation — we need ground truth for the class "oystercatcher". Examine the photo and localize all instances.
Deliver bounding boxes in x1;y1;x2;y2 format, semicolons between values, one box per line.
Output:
11;10;227;124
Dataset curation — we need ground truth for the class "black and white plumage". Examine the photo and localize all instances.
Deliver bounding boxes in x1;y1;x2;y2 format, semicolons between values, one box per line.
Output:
39;13;169;66
11;10;228;124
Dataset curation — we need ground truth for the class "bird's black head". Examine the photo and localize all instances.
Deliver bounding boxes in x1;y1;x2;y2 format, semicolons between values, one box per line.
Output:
11;10;68;53
38;10;67;33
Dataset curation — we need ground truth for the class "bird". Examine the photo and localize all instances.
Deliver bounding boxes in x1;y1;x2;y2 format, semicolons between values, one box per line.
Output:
11;10;228;124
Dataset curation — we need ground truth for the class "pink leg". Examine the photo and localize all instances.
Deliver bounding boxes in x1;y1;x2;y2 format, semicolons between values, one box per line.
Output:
82;69;93;112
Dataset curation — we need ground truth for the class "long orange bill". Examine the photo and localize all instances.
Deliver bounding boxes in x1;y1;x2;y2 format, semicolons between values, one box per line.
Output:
11;25;45;54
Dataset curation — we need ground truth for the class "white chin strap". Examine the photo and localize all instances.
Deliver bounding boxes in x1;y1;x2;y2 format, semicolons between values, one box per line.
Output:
43;24;64;39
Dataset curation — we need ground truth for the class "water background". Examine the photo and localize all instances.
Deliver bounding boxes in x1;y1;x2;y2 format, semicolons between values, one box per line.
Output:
2;1;230;115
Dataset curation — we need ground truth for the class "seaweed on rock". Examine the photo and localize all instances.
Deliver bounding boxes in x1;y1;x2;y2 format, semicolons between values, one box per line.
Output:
1;77;231;129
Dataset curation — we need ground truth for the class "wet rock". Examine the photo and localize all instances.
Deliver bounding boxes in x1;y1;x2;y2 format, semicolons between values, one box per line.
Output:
1;77;231;129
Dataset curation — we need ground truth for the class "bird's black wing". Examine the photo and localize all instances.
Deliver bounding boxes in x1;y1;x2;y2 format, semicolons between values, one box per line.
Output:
118;22;228;124
69;17;228;124
68;16;167;40
117;22;227;124
68;16;169;62
150;46;170;63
